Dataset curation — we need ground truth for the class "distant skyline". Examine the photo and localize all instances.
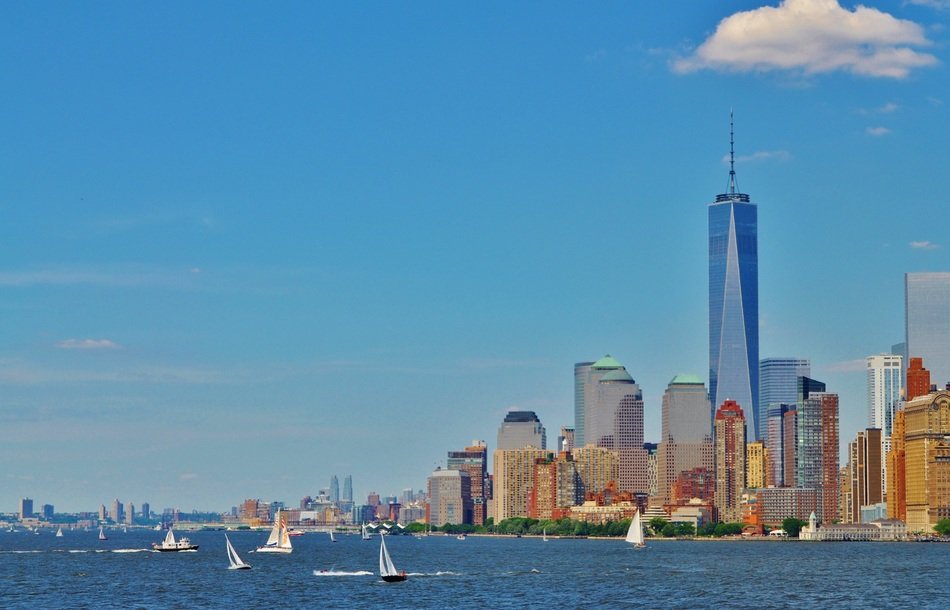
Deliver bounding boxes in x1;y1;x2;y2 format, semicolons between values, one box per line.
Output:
2;1;949;511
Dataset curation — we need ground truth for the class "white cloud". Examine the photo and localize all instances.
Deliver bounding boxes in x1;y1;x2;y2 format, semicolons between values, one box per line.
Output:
866;126;892;136
56;338;121;350
674;0;937;78
721;150;792;164
910;240;940;250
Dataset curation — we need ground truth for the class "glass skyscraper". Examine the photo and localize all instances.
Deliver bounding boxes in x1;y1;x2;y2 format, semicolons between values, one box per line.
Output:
761;358;809;486
905;272;950;389
709;117;760;439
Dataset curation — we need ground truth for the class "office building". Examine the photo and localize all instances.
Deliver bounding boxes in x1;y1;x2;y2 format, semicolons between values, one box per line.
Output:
343;475;353;503
330;475;340;504
905;272;950;388
709;118;759;440
528;452;582;520
448;441;489;525
574;355;625;448
902;390;950;532
867;354;903;436
557;426;575;453
18;498;33;520
761;358;809;486
426;468;472;526
844;428;884;524
126;503;135;525
714;400;747;523
110;499;123;524
41;504;54;520
497;411;546;450
657;375;713;505
796;377;840;523
754;487;818;527
644;442;659;498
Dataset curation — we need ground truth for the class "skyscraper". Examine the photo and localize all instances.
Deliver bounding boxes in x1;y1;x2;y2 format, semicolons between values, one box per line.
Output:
583;356;647;493
907;357;932;401
657;375;713;505
905;272;950;389
867;354;903;436
330;475;340;504
18;498;33;520
843;428;883;524
796;377;840;523
714;400;747;523
343;475;353;503
761;358;809;486
497;411;546;450
574;356;625;448
426;468;472;526
710;116;760;440
901;390;950;532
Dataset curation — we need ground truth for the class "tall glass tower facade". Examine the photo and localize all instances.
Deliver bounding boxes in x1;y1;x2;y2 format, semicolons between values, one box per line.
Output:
709;117;760;440
905;272;950;389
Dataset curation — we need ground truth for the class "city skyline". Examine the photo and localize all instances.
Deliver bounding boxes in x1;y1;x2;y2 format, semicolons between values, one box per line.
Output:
2;1;950;511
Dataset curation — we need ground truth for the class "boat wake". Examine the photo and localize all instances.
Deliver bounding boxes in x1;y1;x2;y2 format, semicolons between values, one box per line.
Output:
0;550;43;554
312;570;373;577
112;548;150;553
406;571;461;577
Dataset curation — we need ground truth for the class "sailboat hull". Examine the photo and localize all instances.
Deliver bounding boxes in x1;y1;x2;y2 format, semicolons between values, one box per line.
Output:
228;564;252;570
254;546;292;554
381;574;407;582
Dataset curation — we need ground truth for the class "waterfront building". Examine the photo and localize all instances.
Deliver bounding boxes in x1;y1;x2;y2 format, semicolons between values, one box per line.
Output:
527;451;582;520
426;468;472;526
141;502;150;521
905;272;950;388
18;498;33;520
98;504;107;522
572;445;620;499
782;406;797;486
125;503;135;525
746;441;768;489
343;475;353;502
492;447;551;522
753;487;818;527
843;428;883;524
714;400;747;523
761;358;809;485
41;504;54;521
805;519;907;541
577;355;647;493
657;375;713;505
867;354;903;493
497;410;546;450
110;499;122;524
447;441;489;525
709;118;760;440
796;377;840;523
902;389;950;532
670;467;715;506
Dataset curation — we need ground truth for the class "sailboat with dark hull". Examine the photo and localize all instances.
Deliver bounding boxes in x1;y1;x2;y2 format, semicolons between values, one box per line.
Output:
379;534;407;582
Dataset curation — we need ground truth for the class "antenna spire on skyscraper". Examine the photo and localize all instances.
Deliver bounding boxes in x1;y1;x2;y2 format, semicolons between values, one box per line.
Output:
728;109;738;196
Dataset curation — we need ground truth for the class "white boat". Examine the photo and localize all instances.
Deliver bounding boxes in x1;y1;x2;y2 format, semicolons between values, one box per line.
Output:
255;510;292;554
154;524;162;531
542;528;548;542
98;527;108;541
225;534;251;569
625;510;645;548
56;527;64;537
361;523;371;541
379;534;406;582
329;530;337;543
153;527;199;551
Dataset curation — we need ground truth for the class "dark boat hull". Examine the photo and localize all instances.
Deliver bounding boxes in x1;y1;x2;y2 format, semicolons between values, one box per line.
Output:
381;575;407;582
153;545;199;552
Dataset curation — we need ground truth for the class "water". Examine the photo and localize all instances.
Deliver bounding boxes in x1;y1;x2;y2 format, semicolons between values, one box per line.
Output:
1;529;948;608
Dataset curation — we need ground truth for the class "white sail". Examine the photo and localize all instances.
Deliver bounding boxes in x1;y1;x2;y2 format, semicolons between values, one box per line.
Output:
542;528;548;542
379;535;398;577
98;527;107;540
361;523;371;540
625;510;645;546
56;527;64;537
256;510;292;553
329;531;336;543
164;528;177;546
226;534;250;569
265;511;281;546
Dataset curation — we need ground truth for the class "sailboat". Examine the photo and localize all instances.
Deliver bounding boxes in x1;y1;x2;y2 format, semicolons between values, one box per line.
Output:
153;527;199;551
255;510;292;554
625;510;645;548
361;523;371;541
379;534;406;582
225;534;251;569
55;527;64;537
329;530;337;543
98;527;108;541
542;528;548;542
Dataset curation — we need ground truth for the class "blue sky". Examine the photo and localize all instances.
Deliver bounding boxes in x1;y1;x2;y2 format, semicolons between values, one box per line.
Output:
2;0;948;512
